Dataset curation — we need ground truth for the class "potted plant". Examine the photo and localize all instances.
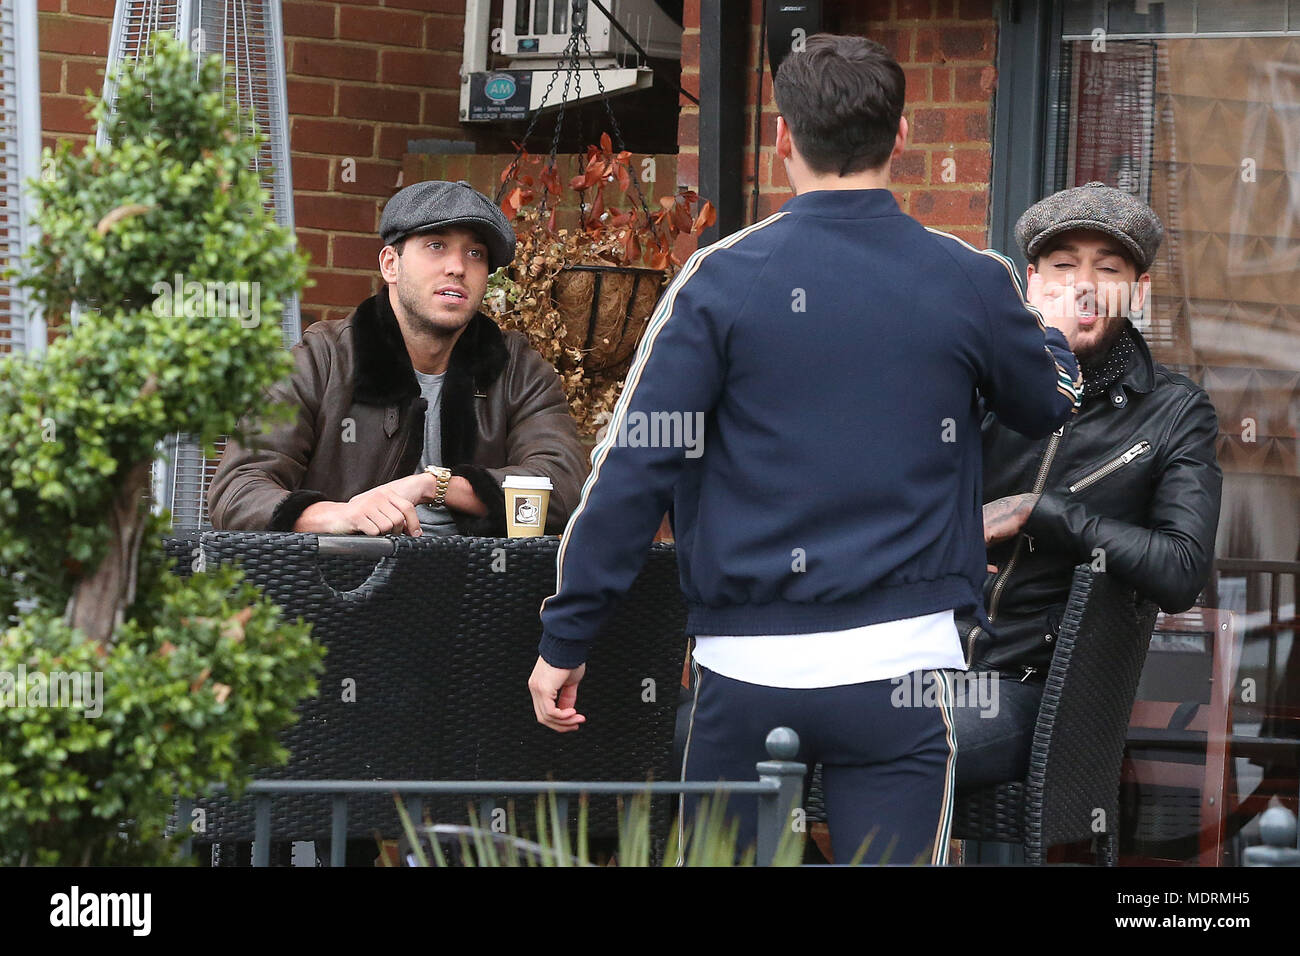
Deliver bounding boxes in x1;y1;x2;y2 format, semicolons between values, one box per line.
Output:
0;34;324;864
490;135;715;436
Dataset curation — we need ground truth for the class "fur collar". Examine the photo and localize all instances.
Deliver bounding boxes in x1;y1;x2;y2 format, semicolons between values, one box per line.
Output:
350;287;510;407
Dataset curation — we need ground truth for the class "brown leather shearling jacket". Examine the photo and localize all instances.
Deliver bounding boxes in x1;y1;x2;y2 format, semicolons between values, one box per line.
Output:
208;288;589;536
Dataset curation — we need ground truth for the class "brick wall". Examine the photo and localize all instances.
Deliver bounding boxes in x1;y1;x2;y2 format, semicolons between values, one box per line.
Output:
676;0;998;257
36;0;470;327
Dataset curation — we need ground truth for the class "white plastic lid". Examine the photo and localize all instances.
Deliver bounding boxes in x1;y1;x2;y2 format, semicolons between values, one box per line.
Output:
501;475;553;490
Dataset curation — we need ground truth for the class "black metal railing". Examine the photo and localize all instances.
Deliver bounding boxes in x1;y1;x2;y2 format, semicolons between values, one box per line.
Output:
176;727;807;867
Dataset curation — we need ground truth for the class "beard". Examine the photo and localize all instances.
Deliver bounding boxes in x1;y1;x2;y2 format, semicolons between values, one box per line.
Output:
395;273;473;341
1075;314;1130;366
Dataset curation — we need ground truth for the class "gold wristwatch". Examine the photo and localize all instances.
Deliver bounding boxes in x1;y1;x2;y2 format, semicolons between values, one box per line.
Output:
423;465;452;508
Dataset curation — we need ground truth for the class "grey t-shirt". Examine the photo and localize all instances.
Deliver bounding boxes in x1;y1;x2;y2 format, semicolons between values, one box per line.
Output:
413;369;457;535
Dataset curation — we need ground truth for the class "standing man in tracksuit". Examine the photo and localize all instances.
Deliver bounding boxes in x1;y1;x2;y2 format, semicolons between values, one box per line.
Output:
526;34;1084;864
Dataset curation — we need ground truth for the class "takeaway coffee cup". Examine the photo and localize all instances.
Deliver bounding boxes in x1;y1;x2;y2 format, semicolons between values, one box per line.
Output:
502;475;553;537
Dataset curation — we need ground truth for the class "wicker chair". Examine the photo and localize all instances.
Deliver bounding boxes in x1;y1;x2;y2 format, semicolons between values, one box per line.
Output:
952;565;1160;864
803;565;1159;864
168;532;689;852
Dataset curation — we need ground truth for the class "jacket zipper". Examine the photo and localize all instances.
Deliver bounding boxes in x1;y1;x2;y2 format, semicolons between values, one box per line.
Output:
1067;440;1151;494
986;425;1066;624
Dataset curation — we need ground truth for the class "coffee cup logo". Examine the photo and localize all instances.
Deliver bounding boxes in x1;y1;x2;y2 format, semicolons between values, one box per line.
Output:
514;495;541;527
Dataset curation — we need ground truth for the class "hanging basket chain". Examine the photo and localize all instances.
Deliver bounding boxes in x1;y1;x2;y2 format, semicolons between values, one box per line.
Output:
494;0;649;235
542;28;584;226
579;26;651;225
494;40;571;205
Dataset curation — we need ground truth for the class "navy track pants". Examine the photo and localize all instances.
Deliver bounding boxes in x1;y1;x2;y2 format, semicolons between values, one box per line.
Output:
679;661;957;865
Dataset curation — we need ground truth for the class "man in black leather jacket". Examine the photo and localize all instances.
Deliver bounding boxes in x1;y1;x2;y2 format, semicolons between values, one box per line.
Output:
954;183;1223;788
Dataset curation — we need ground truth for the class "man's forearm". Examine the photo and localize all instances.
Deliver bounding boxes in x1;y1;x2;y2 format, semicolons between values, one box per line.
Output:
1025;492;1213;611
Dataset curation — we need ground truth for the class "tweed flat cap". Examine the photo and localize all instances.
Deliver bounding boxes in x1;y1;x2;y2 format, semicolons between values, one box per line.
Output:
379;180;516;271
1015;182;1164;273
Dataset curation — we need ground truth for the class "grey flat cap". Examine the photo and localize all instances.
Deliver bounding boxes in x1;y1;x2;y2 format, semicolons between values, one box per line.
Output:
379;180;516;271
1015;181;1164;273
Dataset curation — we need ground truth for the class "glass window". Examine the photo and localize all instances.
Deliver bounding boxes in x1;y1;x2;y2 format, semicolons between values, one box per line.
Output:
1051;2;1300;863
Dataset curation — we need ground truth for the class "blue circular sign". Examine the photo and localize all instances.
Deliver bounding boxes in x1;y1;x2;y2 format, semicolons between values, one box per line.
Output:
485;74;516;103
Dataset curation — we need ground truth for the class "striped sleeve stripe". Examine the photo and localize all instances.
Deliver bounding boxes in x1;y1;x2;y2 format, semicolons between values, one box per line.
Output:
930;668;957;865
540;211;791;613
926;226;1083;410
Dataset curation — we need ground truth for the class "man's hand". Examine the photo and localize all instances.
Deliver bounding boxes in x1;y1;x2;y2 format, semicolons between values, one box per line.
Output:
1027;272;1080;352
983;493;1040;547
528;656;587;733
294;473;432;535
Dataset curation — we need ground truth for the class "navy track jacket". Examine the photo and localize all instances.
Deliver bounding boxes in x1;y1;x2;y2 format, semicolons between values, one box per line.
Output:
539;189;1082;669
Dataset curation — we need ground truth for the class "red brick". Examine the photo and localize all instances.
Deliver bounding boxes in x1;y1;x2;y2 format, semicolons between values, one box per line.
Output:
332;234;383;270
462;154;500;194
334;158;402;195
683;0;701;26
306;268;376;306
868;28;911;62
896;0;934;18
903;66;931;103
64;59;104;96
291;117;376;156
65;0;113;14
890;151;927;184
295;229;330;266
293;193;378;232
954;65;998;101
915;27;993;63
908;108;948;143
441;154;470;182
282;0;336;39
338;86;420;123
339;6;423;47
41;94;94;133
678;113;699;147
930;66;954;102
951;147;991;182
287;78;336;116
290;154;331;191
37;14;110;55
380;49;460;87
293;41;379;81
377;125;417;159
39;58;60;93
674;152;698;190
960;107;990;141
420;91;459;127
911;189;987;226
959;0;995;19
384;0;462;11
682;36;700;70
37;0;61;11
423;13;468;51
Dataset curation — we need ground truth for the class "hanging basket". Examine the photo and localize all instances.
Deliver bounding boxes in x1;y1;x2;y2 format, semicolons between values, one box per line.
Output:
552;264;665;375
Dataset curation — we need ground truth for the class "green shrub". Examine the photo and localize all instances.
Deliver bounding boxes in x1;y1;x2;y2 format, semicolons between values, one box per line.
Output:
0;546;323;865
0;34;323;864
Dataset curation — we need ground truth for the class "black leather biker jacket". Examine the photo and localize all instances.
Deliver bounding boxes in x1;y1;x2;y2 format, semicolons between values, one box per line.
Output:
967;324;1223;679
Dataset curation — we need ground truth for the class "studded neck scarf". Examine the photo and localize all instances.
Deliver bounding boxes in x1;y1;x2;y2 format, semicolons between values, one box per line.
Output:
1082;327;1137;397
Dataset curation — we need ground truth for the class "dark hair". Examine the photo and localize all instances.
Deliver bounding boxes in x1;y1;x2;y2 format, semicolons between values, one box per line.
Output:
773;34;906;176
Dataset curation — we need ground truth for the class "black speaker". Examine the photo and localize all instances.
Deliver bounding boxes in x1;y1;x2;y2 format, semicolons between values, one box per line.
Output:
766;0;824;78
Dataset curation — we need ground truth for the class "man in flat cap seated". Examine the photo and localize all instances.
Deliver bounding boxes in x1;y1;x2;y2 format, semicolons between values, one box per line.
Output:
209;180;588;536
953;182;1223;792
